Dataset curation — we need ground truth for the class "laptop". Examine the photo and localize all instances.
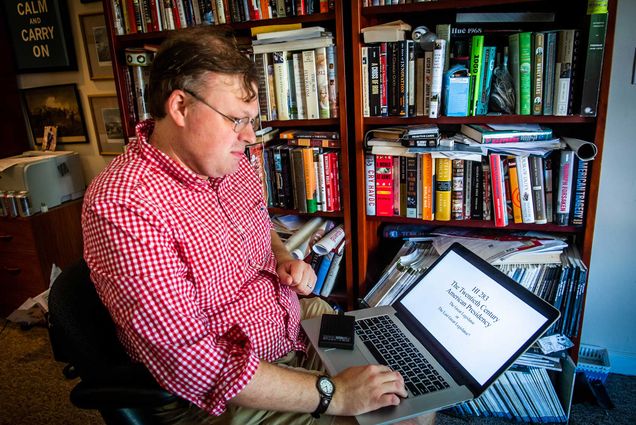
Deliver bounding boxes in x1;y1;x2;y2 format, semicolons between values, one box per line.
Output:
301;242;560;425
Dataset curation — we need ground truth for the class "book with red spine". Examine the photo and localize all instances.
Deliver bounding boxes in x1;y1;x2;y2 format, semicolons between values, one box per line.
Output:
375;155;394;216
489;154;508;227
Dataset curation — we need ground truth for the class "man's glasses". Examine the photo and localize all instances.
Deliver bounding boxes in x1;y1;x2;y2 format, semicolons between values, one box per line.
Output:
183;89;261;133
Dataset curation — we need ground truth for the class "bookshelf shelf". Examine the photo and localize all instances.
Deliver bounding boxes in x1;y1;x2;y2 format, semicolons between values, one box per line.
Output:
362;0;544;15
363;115;596;126
103;1;354;309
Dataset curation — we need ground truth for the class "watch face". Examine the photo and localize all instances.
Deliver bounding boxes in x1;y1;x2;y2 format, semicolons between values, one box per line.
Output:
319;377;334;395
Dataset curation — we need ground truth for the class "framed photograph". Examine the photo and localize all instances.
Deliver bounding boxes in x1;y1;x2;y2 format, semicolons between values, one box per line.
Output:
79;13;114;80
21;84;88;144
88;95;125;155
1;0;77;72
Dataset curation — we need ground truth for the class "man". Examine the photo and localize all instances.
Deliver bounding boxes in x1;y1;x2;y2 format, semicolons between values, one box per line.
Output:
83;27;432;424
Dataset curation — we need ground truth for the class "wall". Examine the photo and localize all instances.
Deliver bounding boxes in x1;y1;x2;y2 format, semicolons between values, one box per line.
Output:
16;0;115;183
582;0;636;376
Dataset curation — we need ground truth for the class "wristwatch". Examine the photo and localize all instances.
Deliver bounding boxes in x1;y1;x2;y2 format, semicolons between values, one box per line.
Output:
311;375;335;418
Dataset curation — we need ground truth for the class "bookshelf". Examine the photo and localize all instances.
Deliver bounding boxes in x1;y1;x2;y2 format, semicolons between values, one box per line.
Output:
350;0;615;421
101;1;354;309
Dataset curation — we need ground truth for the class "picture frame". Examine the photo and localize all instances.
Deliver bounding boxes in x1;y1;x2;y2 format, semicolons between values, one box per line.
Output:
21;84;88;144
88;95;125;155
1;0;77;72
79;13;114;80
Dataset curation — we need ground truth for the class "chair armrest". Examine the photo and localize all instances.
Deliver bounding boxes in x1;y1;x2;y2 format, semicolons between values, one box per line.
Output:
70;381;177;409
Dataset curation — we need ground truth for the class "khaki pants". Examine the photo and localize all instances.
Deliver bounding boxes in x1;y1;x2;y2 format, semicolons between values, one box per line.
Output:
152;298;434;425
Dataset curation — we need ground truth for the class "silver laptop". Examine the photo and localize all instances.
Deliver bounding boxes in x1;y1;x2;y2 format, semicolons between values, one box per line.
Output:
302;243;560;425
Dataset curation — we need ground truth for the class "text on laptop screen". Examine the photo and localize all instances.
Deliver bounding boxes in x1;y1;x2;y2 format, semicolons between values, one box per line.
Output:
400;250;548;385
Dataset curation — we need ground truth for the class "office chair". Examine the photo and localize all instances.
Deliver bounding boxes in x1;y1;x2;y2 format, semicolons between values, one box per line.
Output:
48;259;178;425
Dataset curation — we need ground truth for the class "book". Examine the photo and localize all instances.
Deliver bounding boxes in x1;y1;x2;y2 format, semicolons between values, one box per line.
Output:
529;156;548;224
313;251;334;295
489;154;508;227
553;29;577;116
367;45;381;116
272;51;290;120
362;46;370;117
543;156;554;222
508;33;521;114
461;124;553;144
556;150;575;225
366;154;377;216
531;32;545;115
506;157;523;224
315;46;330;118
375;155;394;216
428;39;446;118
255;25;325;40
570;157;591;226
515;155;535;224
361;20;410;43
475;46;496;115
518;32;532;115
434;157;452;221
302;147;318;212
292;52;306;119
421;153;435;221
469;35;484;116
326;44;339;118
542;31;558;115
251;35;334;54
451;159;465;220
579;12;608;116
320;242;345;297
302;49;320;119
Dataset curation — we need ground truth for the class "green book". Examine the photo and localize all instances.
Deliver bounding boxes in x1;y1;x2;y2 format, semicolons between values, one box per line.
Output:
469;35;485;116
519;32;533;115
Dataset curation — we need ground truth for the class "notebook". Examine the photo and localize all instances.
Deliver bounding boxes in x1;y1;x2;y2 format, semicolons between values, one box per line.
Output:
301;242;560;425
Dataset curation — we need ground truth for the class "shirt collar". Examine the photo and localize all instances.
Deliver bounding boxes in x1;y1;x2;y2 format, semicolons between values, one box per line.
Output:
134;119;226;191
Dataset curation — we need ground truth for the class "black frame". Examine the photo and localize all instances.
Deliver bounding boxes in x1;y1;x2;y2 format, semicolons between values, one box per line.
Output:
2;0;77;72
21;84;88;144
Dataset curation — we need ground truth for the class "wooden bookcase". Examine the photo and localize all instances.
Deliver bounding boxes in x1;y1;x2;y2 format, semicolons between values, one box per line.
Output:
349;0;617;419
351;0;615;334
101;1;355;309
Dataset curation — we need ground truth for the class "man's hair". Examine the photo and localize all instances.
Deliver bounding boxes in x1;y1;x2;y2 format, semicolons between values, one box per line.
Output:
147;26;258;118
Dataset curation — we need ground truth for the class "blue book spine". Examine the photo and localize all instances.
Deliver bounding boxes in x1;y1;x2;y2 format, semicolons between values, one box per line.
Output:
543;31;558;115
475;46;496;115
312;251;334;295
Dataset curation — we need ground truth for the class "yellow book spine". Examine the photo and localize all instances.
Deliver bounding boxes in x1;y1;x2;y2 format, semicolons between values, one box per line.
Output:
507;156;523;223
435;157;452;221
421;153;434;220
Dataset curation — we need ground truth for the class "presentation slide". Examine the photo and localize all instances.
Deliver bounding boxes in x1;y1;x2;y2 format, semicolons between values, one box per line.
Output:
401;250;547;385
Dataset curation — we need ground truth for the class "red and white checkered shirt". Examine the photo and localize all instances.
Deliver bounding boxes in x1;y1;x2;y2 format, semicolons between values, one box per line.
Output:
82;120;304;415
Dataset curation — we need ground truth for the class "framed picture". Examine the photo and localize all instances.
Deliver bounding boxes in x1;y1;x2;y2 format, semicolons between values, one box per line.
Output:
88;95;125;155
79;13;114;80
1;0;77;72
21;84;88;144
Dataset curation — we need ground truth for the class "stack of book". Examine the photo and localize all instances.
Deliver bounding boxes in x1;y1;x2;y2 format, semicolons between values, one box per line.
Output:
252;26;338;121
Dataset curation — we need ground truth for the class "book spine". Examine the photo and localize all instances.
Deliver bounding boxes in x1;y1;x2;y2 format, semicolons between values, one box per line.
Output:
302;50;320;119
554;29;576;116
361;46;370;117
423;49;433;117
580;12;608;116
368;45;381;116
331;152;341;211
254;54;269;122
519;32;532;115
291;149;307;212
111;0;126;35
286;53;298;119
502;159;513;221
475;46;495;116
317;152;327;212
320;248;344;297
507;157;523;224
570;157;590;225
313;251;334;295
379;42;389;116
405;156;417;218
508;33;521;114
322;151;333;211
375;155;394;216
529;156;548;224
393;156;401;216
470;161;483;220
469;35;484;116
421;153;434;220
302;147;318;212
292;52;306;119
543;31;557;115
532;32;545;115
407;40;415;117
489;154;508;227
428;39;446;118
434;157;451;221
556;150;575;225
272;146;285;207
272;51;290;120
482;158;492;221
387;42;400;116
451;159;465;220
265;53;278;120
516;155;535;224
314;46;330;118
326;44;339;118
415;54;425;117
544;156;554;222
435;23;452;71
463;158;472;220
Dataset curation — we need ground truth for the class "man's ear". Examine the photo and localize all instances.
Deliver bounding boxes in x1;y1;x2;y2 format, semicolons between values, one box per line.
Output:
165;90;188;127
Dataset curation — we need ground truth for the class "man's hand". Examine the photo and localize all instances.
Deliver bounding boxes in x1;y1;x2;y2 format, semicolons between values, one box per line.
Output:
276;258;317;296
329;365;407;416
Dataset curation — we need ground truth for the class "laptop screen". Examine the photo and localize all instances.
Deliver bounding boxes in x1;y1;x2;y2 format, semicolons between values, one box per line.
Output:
397;244;556;387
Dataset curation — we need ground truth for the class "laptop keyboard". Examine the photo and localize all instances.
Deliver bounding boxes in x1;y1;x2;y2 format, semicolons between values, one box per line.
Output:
355;315;451;397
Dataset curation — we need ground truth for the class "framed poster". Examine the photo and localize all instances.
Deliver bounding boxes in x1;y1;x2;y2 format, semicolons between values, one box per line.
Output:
21;84;88;144
2;0;77;72
79;13;113;80
88;95;125;155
